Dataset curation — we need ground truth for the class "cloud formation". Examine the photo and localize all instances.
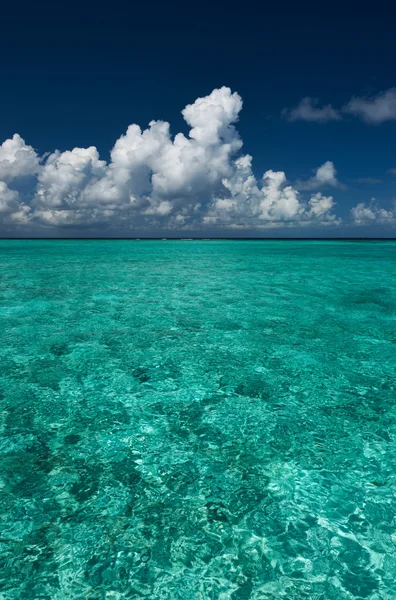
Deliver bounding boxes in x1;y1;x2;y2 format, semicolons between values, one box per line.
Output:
0;87;346;232
285;88;396;126
0;86;393;233
296;161;342;191
282;98;341;123
0;134;40;182
204;156;339;228
345;89;396;125
351;200;395;225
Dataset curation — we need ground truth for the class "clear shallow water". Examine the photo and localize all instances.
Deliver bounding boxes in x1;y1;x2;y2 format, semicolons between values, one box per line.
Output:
0;239;396;599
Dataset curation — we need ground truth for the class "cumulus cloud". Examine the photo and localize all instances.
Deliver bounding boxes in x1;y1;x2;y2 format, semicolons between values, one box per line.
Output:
296;161;343;191
344;88;396;124
0;181;20;213
203;156;340;228
282;98;341;123
34;147;108;210
0;85;380;233
351;199;395;225
308;192;337;218
0;134;39;182
28;87;246;228
0;181;31;224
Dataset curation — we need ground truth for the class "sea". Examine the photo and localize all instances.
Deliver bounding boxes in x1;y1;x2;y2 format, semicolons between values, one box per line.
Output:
0;239;395;598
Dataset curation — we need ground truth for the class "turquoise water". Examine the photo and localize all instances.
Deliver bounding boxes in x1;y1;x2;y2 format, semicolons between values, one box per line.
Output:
0;240;396;599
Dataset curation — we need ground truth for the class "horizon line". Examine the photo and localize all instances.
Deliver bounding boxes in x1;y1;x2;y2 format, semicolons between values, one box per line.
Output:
1;237;396;241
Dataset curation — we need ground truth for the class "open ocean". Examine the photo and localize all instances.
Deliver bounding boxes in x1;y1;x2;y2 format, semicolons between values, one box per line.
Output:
1;239;396;599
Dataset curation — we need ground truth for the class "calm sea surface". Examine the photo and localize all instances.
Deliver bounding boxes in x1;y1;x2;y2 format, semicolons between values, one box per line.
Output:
1;240;396;599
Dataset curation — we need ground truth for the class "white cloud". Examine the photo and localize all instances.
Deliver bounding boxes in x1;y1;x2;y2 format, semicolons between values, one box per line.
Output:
0;134;39;182
0;181;32;224
285;88;396;126
34;147;107;210
31;87;244;227
106;86;243;204
259;170;301;221
351;200;395;225
3;86;390;232
204;156;340;228
315;162;338;186
282;98;341;123
344;88;396;124
296;161;342;191
308;192;336;217
0;181;20;213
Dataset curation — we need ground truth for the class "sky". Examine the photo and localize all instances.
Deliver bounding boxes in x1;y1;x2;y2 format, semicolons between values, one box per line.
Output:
1;0;396;237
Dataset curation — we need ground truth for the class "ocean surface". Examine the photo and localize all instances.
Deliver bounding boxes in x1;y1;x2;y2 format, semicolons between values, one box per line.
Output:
0;239;396;599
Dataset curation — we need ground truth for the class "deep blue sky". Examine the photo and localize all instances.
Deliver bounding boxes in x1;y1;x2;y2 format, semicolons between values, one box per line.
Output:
1;0;396;236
